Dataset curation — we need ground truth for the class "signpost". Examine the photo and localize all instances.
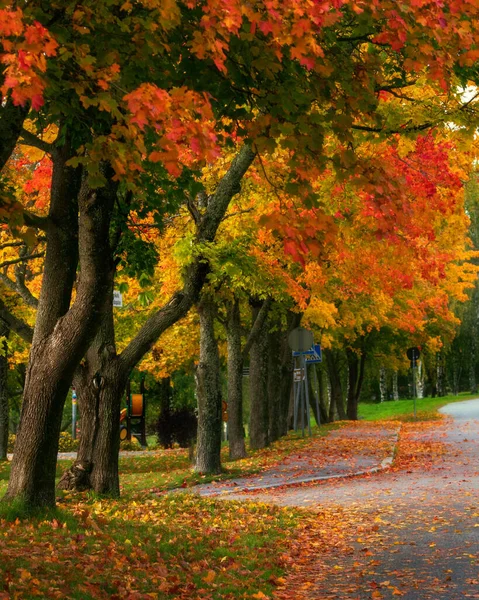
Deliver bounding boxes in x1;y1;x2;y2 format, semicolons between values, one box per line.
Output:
407;347;420;419
288;327;322;437
113;290;123;308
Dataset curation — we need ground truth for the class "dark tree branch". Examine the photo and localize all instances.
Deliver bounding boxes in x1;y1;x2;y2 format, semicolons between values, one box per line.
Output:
20;128;58;158
0;298;33;343
242;297;272;360
0;252;44;270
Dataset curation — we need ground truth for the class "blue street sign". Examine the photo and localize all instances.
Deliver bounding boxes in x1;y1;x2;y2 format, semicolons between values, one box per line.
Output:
293;344;322;363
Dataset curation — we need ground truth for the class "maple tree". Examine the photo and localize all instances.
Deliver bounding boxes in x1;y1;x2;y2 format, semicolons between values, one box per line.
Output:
2;0;479;509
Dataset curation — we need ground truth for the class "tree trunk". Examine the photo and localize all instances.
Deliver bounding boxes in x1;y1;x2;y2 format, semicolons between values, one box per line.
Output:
226;300;246;460
267;328;282;443
346;348;366;421
279;311;301;436
392;370;399;400
4;158;115;508
195;296;222;474
436;352;445;397
248;302;269;450
0;323;9;460
59;277;124;496
325;349;346;421
379;365;387;402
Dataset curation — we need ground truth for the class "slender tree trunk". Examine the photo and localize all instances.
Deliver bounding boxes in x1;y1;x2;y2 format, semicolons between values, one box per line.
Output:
436;352;445;397
325;349;346;420
392;370;399;400
226;300;246;460
279;311;301;435
267;328;282;443
346;349;366;421
195;296;222;474
248;302;269;450
379;365;387;402
0;323;9;460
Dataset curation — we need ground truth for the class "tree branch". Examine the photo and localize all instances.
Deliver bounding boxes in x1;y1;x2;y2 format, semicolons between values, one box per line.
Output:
0;298;33;343
20;128;58;158
0;252;44;270
242;297;272;360
119;144;257;372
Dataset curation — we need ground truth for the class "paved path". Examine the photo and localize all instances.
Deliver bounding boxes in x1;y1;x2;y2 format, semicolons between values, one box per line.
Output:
192;421;399;497
250;400;479;600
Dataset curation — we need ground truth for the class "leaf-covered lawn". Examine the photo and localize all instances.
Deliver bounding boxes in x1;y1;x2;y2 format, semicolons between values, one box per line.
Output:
0;424;342;599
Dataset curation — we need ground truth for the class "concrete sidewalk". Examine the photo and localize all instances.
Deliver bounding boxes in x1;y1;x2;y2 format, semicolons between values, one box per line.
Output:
191;421;400;498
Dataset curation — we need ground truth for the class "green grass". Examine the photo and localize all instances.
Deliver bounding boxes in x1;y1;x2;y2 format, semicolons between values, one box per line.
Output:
358;392;479;422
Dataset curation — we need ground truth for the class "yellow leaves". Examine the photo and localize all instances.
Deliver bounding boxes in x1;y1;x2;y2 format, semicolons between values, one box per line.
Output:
252;592;269;599
202;569;216;583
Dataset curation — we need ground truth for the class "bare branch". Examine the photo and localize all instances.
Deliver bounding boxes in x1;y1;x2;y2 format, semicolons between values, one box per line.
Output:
0;252;44;270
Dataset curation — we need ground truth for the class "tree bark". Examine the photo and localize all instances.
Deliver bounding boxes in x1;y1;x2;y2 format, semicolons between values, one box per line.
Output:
59;271;123;496
0;322;9;460
195;296;222;474
267;328;282;443
325;349;346;421
226;300;246;460
279;311;301;435
4;157;115;508
248;301;269;450
346;348;366;421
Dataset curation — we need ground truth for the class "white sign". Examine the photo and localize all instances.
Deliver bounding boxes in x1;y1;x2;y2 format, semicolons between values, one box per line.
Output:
294;368;305;382
113;290;123;308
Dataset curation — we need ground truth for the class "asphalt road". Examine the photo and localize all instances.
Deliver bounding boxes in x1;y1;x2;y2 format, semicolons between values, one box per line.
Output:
261;400;479;599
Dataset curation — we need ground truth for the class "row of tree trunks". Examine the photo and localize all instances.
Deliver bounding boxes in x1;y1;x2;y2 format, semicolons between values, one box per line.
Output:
0;322;9;460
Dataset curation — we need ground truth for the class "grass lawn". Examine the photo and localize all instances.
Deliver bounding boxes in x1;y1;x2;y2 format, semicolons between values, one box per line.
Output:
0;424;338;599
358;392;479;422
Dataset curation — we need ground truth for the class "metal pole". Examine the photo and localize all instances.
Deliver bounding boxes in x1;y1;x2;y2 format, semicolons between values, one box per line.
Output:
293;356;300;431
303;355;311;436
72;388;77;440
312;363;321;426
300;355;305;437
412;356;417;420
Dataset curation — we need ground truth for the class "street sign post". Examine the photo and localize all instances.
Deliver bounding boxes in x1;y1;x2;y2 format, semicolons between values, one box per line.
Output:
288;328;321;437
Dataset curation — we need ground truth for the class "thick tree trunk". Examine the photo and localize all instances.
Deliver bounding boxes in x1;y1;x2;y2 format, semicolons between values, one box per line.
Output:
248;302;269;450
59;278;124;496
226;300;246;460
0;323;9;460
195;296;222;474
267;328;282;443
4;158;115;507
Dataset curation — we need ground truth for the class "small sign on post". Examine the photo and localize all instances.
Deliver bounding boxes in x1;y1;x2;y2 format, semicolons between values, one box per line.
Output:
113;290;123;308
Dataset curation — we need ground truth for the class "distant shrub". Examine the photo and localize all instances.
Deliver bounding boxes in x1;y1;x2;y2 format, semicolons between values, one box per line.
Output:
58;431;79;452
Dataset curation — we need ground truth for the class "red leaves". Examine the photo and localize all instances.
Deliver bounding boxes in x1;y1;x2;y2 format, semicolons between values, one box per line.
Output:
0;8;58;109
124;85;220;176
